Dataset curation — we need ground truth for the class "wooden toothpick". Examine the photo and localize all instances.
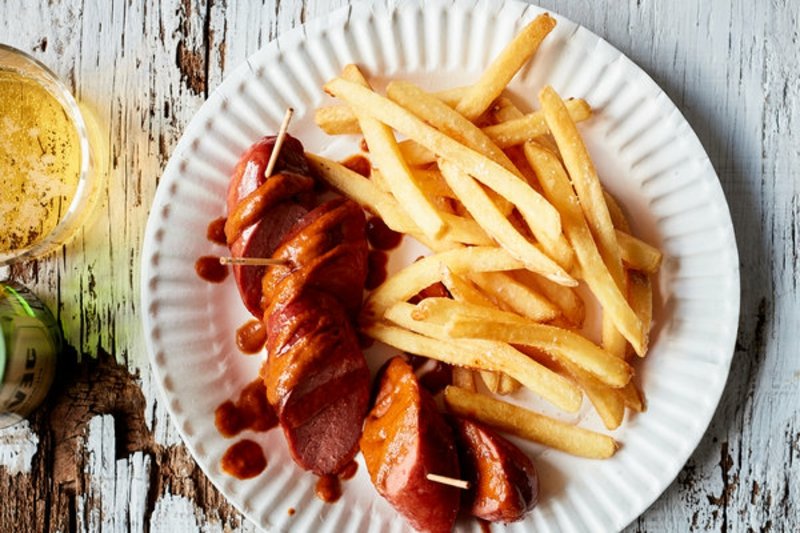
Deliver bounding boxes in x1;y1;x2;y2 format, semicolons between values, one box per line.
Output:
219;256;291;267
426;473;471;490
264;107;295;178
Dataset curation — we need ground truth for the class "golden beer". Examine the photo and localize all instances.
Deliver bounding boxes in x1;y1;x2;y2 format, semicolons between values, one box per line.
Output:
0;45;95;264
0;68;82;252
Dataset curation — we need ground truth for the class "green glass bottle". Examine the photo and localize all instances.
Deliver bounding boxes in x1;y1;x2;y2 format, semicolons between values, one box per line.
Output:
0;281;61;428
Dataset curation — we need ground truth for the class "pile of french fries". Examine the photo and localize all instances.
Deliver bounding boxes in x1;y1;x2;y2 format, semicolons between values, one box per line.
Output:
309;13;662;460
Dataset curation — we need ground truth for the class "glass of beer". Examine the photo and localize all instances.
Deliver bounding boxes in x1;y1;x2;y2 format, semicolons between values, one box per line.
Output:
0;45;98;265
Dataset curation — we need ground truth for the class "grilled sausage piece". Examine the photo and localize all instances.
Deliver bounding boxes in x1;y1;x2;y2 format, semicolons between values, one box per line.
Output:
264;290;370;474
225;135;314;317
451;417;539;523
360;356;460;533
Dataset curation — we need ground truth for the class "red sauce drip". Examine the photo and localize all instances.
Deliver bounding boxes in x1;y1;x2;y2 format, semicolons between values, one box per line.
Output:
357;333;375;350
338;460;358;480
406;354;453;395
220;439;267;479
236;320;267;354
366;217;403;250
341;154;371;178
287;508;296;516
215;379;278;437
477;518;492;533
359;138;369;152
408;281;450;304
195;256;228;283
315;474;342;503
365;250;388;290
207;217;227;245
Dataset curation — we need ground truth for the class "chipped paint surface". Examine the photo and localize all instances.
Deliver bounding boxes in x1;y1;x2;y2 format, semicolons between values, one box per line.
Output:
0;0;797;531
0;420;39;475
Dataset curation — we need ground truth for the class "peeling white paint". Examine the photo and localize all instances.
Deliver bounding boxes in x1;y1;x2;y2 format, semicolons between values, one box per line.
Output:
0;419;39;475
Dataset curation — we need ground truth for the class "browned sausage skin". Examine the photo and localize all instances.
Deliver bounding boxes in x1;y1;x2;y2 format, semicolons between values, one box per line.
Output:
450;417;539;523
360;356;460;533
226;135;371;476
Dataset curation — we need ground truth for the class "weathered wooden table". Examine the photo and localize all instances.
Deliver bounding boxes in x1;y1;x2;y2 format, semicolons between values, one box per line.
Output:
0;1;796;531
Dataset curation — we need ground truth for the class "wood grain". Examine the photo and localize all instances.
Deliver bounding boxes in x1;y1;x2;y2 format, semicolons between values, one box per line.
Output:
0;0;796;531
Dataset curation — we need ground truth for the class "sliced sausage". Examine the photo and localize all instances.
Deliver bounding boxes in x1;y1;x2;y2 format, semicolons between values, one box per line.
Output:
264;290;370;475
360;356;460;533
451;417;539;523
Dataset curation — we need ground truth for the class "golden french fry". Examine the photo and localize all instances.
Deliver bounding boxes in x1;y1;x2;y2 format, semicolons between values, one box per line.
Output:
307;153;492;246
440;268;495;308
497;373;523;395
368;313;583;413
343;65;446;240
523;142;647;355
387;80;518;216
438;161;572;283
388;81;521;177
441;269;524;393
620;381;646;412
315;85;470;136
480;370;501;393
411;167;457;199
617;230;663;274
315;105;362;135
363;246;525;318
468;271;559;322
455;14;557;120
512;269;585;327
628;270;653;356
603;190;631;232
560;360;625;430
539;86;625;288
415;298;631;387
452;366;477;391
488;98;592;148
323;78;568;267
444;386;618;459
396;98;591;167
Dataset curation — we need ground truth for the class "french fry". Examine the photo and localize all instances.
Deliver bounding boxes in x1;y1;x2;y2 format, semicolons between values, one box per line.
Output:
559;357;625;430
452;366;477;391
512;269;585;327
393;98;591;166
342;65;446;240
411;167;457;199
316;85;471;135
628;271;653;349
486;98;593;148
497;373;523;395
468;271;559;322
367;315;583;413
438;161;571;282
455;14;557;121
315;105;362;135
415;298;632;387
617;230;663;274
479;369;501;393
603;190;630;232
386;81;575;268
539;86;625;288
307;153;492;246
444;386;618;459
440;267;496;308
523;142;647;355
363;246;526;318
387;81;521;178
323;78;570;278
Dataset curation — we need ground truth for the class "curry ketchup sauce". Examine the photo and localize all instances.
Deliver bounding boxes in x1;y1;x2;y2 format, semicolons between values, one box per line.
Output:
216;379;278;480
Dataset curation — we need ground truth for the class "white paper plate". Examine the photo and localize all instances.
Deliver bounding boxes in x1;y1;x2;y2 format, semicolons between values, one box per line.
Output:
141;1;740;531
